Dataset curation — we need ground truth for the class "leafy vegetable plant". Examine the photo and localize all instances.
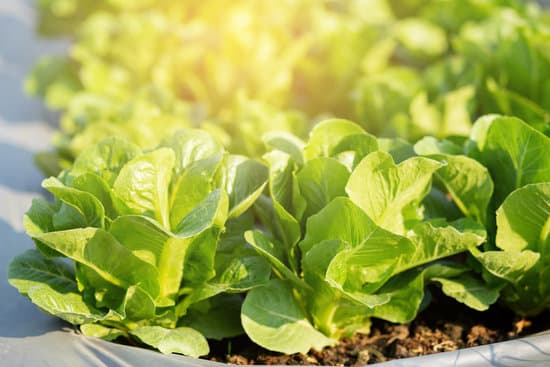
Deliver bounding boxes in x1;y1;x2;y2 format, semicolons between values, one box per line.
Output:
240;119;493;354
8;129;270;356
464;116;550;316
414;115;550;316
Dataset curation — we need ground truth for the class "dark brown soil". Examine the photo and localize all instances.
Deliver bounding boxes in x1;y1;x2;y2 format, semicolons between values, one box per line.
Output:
205;290;550;366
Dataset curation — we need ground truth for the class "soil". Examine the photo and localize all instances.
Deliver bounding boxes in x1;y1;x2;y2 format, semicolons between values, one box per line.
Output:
205;288;550;366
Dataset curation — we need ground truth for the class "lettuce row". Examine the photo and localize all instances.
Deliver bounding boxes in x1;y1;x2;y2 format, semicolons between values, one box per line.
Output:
9;129;269;357
9;116;550;356
28;1;550;175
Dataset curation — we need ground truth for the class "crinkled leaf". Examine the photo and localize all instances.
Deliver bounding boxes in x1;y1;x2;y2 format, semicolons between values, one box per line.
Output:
69;137;141;186
432;274;500;311
401;220;486;273
161;128;224;176
346;151;442;233
472;249;540;284
113;148;175;228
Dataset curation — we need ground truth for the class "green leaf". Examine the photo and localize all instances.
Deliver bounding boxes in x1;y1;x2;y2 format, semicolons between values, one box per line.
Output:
43;177;105;228
174;189;228;237
378;138;415;163
75;263;125;310
402;220;486;273
220;155;268;219
161;128;224;176
300;197;385;256
24;199;61;257
212;245;271;292
69;137;142;186
169;154;223;230
245;230;307;291
331;134;379;170
325;232;414;298
414;137;463;156
34;228;160;298
179;244;271;314
182;294;244;340
296;158;350;219
263;151;301;260
71;172;132;219
263;131;305;165
299;198;414;296
422;188;462;221
302;239;374;338
130;326;209;357
467;115;550;205
423;153;494;224
8;249;105;325
496;183;550;253
472;249;540;284
109;215;192;305
8;249;75;295
303;119;373;161
27;284;106;324
432;275;500;311
80;324;126;341
113;148;175;228
372;269;425;323
182;228;222;286
241;279;335;354
372;263;470;323
120;285;156;320
346;151;442;233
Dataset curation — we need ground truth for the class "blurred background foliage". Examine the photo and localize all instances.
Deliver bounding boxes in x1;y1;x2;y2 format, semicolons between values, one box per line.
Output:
28;0;550;174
